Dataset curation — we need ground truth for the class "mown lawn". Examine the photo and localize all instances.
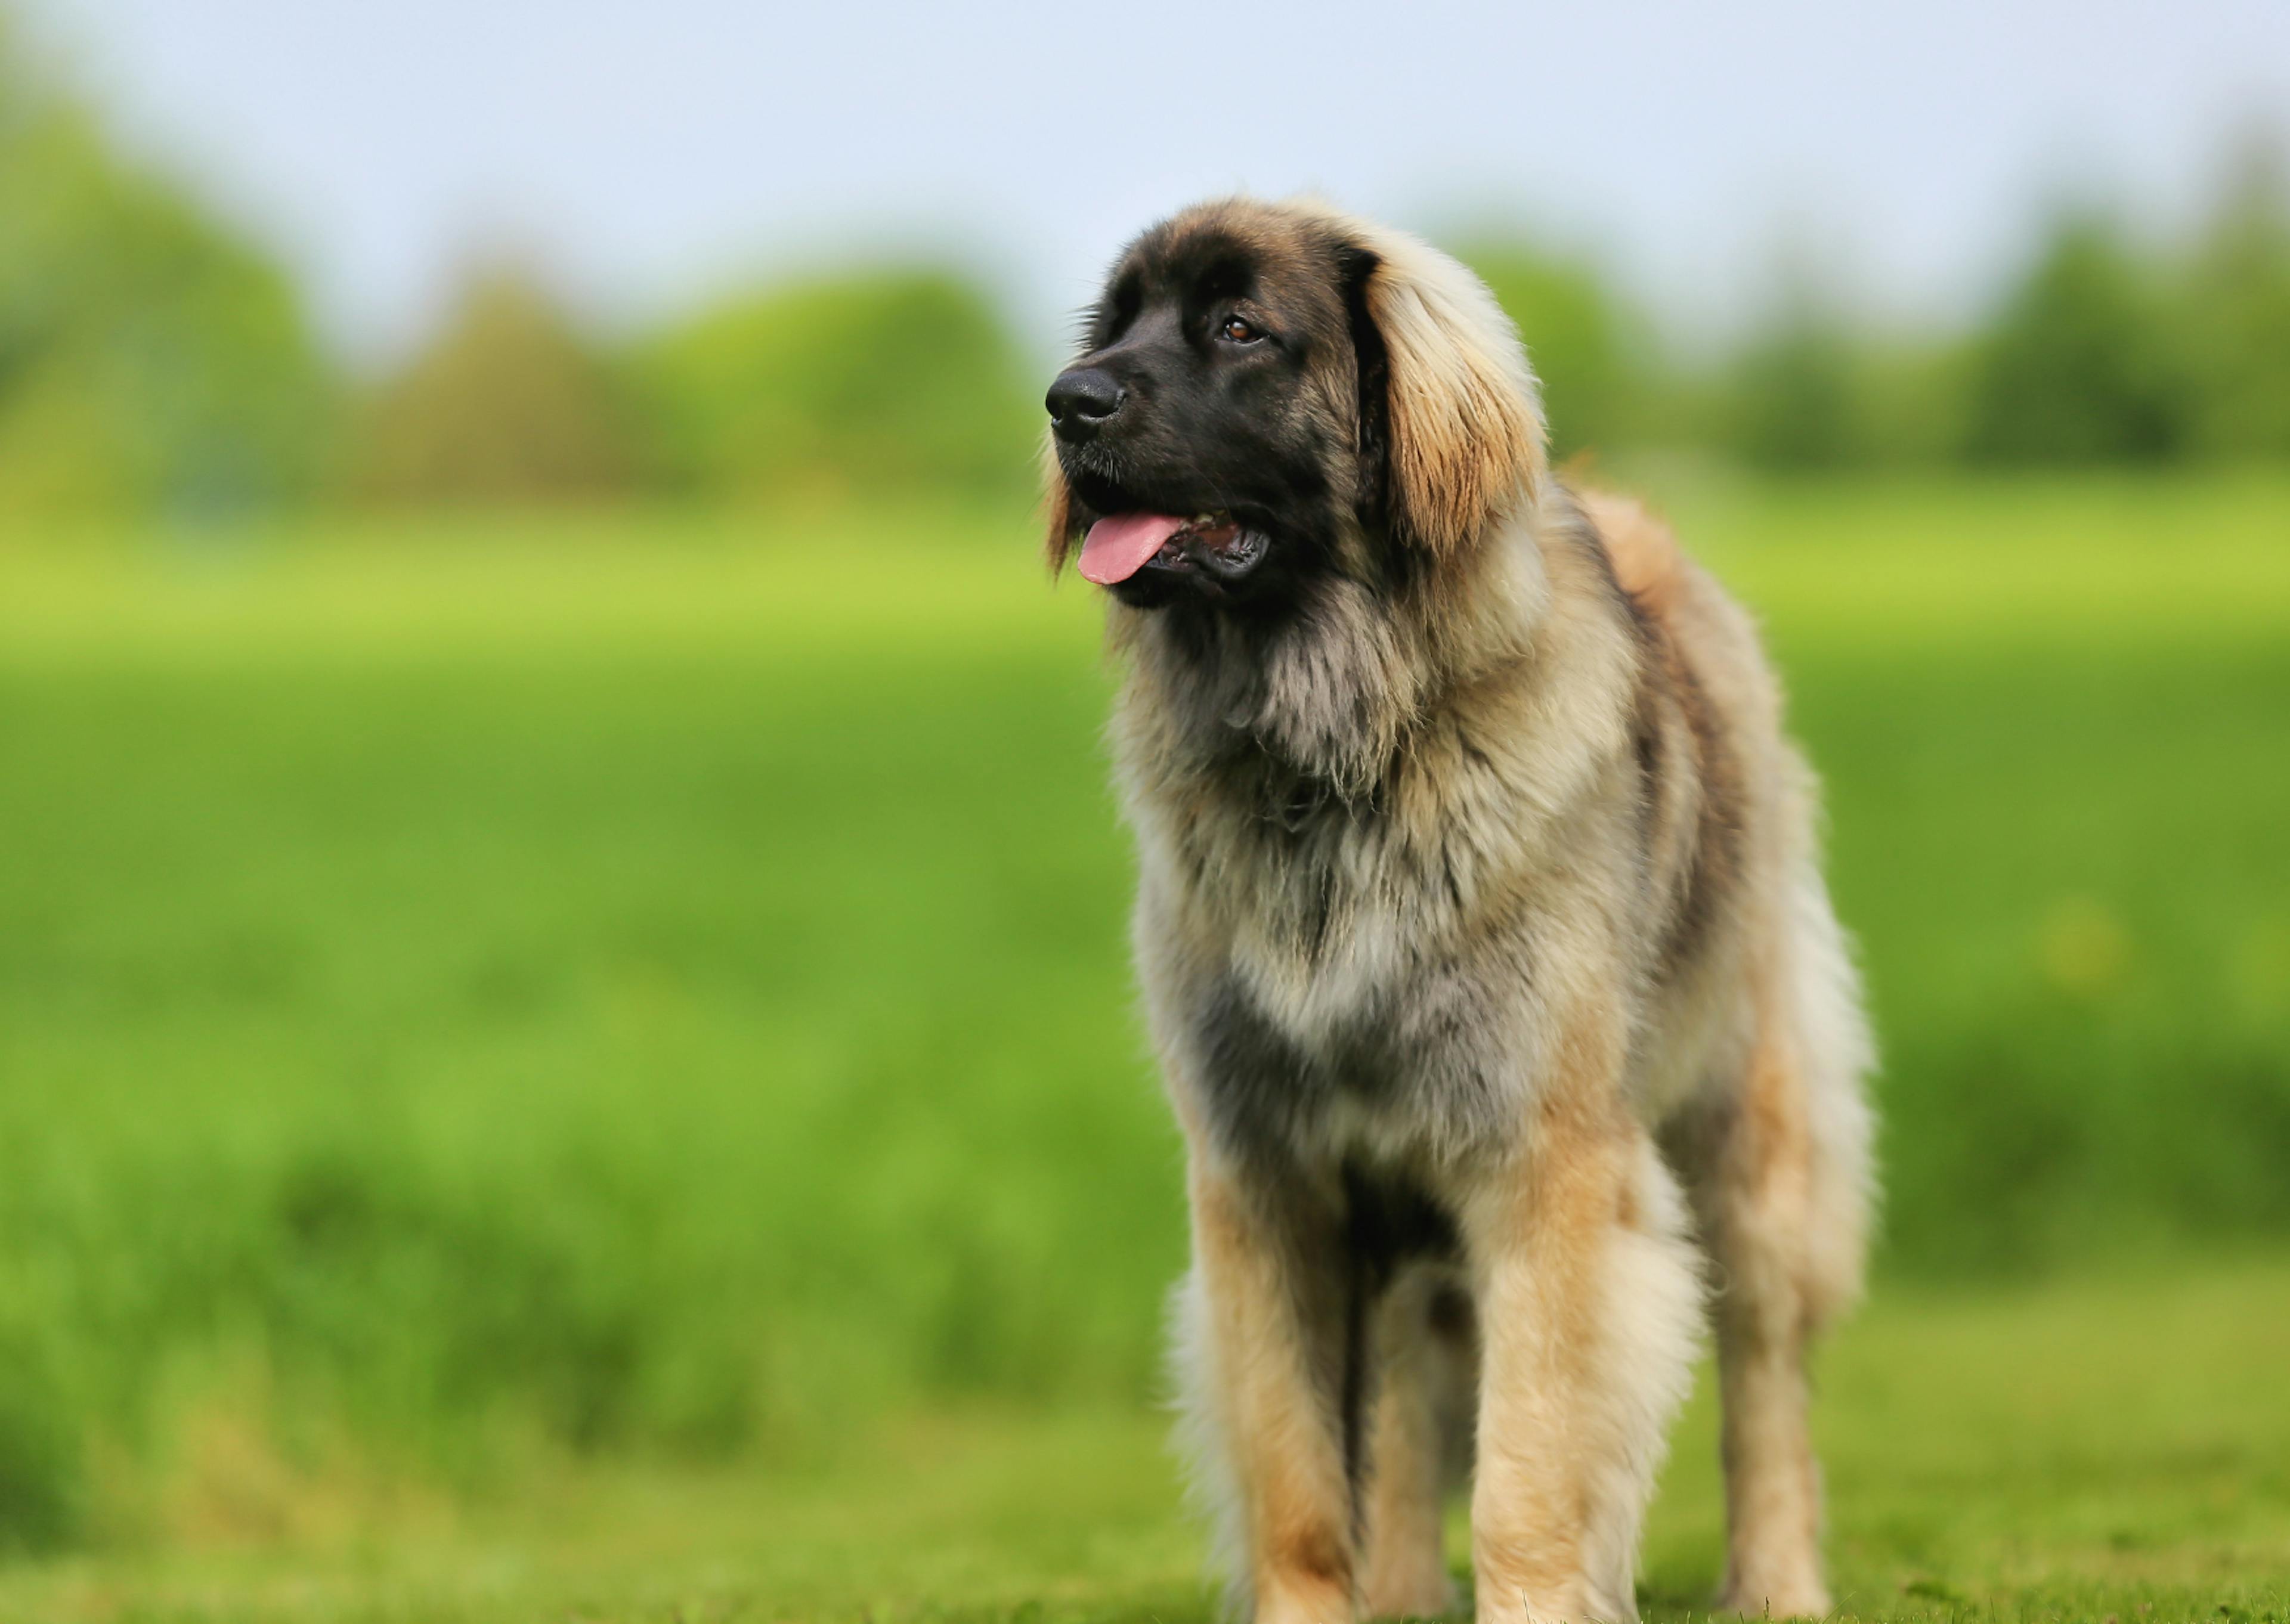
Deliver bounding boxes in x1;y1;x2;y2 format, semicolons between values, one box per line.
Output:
0;473;2285;1616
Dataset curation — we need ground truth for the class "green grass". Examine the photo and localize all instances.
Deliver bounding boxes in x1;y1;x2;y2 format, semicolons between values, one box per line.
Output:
0;473;2286;1614
0;1262;2285;1620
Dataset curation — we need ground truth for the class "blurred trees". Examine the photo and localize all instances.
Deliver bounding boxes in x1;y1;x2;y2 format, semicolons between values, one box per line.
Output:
629;270;1039;502
5;3;2290;521
1457;240;1648;463
1452;150;2290;476
348;264;1043;509
0;27;334;517
1720;323;1975;472
0;21;1042;520
1706;150;2290;474
1723;277;1871;470
1963;213;2193;464
348;267;639;506
2178;141;2290;459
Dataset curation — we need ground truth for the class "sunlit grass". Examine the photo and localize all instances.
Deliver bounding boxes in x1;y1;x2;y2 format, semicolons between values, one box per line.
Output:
1;1262;2285;1620
0;474;2283;1616
5;473;2288;662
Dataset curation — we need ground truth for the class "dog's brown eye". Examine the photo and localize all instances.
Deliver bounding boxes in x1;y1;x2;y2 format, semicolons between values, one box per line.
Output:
1220;315;1260;343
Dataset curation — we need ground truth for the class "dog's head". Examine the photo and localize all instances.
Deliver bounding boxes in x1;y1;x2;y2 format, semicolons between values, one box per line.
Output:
1043;198;1547;615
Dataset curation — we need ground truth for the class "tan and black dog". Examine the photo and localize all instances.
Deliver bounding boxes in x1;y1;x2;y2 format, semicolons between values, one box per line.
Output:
1042;197;1875;1624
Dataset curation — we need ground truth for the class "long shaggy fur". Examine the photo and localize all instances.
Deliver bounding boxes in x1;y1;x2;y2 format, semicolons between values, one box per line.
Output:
1045;197;1876;1624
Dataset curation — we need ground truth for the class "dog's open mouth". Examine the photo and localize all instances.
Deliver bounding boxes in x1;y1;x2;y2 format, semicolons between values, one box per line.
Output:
1077;511;1267;587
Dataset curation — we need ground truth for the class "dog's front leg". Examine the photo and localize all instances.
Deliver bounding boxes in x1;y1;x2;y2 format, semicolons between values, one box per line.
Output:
1459;1036;1704;1624
1180;1143;1358;1624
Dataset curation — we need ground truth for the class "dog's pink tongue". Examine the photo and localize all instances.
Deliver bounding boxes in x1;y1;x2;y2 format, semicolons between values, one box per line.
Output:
1078;513;1185;585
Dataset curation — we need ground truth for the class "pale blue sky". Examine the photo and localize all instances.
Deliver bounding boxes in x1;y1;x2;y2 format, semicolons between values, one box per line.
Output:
19;0;2290;359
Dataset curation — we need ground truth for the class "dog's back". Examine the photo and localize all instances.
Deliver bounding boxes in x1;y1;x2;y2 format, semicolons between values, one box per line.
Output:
1580;487;1876;1323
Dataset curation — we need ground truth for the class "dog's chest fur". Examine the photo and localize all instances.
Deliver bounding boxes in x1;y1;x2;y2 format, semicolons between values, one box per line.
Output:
1132;733;1559;1171
1115;534;1674;1174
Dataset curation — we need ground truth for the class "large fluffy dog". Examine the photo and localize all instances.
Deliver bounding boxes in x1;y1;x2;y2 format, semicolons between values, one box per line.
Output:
1042;198;1874;1623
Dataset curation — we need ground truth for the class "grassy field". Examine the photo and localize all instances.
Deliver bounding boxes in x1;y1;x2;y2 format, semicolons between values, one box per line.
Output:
0;473;2286;1616
1;1262;2286;1622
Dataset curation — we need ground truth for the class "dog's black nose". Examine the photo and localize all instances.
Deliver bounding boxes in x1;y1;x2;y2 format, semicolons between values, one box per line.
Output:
1046;368;1125;441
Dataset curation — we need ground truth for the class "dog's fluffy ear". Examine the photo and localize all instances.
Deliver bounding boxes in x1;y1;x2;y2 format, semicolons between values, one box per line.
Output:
1340;222;1546;556
1041;433;1078;574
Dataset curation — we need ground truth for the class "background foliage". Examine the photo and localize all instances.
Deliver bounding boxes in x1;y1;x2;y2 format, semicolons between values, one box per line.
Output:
5;27;2290;520
0;33;333;517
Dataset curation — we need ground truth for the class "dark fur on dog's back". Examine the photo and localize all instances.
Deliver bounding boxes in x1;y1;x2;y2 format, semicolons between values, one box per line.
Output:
1044;199;1873;1624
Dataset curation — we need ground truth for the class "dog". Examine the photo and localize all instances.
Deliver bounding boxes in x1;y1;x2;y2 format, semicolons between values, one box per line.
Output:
1041;197;1874;1623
